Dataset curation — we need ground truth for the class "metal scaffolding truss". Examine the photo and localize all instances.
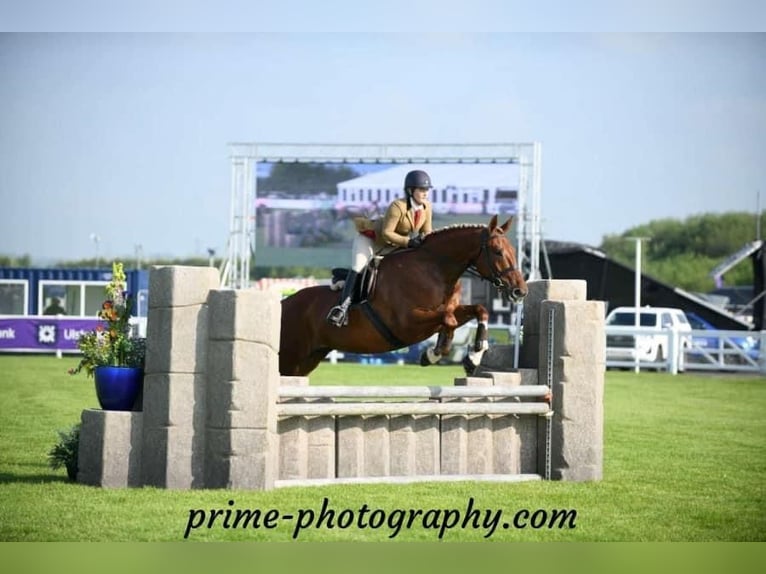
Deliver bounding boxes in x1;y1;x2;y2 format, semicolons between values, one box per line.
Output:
223;142;543;289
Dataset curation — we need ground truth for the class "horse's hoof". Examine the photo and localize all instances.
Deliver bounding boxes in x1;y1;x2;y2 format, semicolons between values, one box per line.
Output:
419;351;431;367
462;355;476;376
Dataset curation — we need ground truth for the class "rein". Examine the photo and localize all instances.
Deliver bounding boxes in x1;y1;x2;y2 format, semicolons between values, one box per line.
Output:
418;227;516;292
466;229;517;290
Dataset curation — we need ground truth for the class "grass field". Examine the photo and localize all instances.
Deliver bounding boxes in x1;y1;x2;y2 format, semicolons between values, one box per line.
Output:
0;355;764;541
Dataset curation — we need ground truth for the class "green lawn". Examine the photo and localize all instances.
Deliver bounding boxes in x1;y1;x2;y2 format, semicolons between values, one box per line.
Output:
0;355;764;541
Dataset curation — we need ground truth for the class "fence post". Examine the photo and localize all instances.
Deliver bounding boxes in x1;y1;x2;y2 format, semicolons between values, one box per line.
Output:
530;280;605;482
140;265;220;489
204;288;281;490
667;329;679;375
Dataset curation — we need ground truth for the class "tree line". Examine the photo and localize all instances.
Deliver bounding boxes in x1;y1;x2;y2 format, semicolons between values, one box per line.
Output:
598;211;764;292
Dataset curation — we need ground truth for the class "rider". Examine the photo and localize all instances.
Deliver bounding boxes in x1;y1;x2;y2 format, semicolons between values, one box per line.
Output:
326;169;434;327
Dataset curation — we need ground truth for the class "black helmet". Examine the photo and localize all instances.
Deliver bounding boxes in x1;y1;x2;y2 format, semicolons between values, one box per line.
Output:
404;170;433;191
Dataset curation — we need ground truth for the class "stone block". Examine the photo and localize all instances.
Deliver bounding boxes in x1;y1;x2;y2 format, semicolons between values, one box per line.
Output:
363;416;390;477
206;339;278;384
336;416;364;478
389;415;439;476
517;416;539;474
78;409;143;488
277;416;307;480
206;340;278;431
141;373;206;430
414;415;440;475
306;417;335;479
440;414;467;475
207;289;281;349
389;415;416;476
466;416;493;474
536;299;604;482
206;377;277;431
145;305;209;375
204;428;277;489
141;425;205;489
148;266;220;309
539;300;605;360
490;416;519;475
522;280;587;335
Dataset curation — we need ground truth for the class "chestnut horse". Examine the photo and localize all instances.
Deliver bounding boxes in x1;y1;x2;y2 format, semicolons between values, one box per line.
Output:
279;215;528;376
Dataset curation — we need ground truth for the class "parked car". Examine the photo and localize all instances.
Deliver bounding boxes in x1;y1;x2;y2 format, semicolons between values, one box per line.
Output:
605;306;692;369
684;312;759;363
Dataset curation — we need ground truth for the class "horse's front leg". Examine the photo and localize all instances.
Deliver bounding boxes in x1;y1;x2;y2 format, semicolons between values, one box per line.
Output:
453;304;490;374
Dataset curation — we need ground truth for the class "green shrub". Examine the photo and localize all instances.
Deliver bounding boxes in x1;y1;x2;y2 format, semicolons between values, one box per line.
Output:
47;423;80;481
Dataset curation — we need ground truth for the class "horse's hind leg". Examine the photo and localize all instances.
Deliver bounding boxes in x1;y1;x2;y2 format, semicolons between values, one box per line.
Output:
419;327;454;366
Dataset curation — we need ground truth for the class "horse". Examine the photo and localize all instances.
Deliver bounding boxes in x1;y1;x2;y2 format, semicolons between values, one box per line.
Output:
279;215;528;377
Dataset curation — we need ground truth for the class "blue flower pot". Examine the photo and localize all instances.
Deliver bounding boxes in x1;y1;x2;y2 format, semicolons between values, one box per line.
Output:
94;366;143;411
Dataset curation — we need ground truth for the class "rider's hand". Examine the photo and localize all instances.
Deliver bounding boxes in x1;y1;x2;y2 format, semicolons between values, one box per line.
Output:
407;234;424;249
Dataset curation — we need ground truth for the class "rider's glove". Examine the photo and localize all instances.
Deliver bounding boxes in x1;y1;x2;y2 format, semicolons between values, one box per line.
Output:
407;234;424;249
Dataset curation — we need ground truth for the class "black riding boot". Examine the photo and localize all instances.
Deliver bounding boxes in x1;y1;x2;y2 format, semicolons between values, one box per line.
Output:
326;270;358;327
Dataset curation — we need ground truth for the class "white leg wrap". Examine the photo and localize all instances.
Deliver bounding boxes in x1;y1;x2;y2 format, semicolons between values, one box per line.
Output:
426;346;442;365
467;345;488;367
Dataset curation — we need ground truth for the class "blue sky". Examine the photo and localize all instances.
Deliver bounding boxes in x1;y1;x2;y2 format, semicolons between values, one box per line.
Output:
1;4;765;263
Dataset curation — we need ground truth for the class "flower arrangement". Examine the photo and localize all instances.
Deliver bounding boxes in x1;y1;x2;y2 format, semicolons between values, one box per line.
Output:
69;261;146;377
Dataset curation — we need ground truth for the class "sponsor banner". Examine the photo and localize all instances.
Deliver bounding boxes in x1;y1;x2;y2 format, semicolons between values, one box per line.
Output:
0;317;104;352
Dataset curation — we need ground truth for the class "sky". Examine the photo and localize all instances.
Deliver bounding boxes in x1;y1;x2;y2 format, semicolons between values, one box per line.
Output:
1;3;765;265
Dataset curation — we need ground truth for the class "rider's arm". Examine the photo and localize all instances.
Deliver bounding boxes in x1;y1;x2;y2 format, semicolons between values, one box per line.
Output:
380;202;410;247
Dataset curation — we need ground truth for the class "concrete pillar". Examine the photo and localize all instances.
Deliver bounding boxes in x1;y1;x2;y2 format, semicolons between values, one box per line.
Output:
389;415;439;476
520;280;587;368
337;416;365;477
277;377;336;481
440;414;468;475
277;377;309;481
363;416;390;477
140;266;219;489
305;416;336;479
204;289;281;490
78;409;143;488
539;297;605;481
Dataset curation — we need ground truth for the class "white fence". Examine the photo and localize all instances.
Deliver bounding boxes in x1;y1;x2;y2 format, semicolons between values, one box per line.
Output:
605;325;766;375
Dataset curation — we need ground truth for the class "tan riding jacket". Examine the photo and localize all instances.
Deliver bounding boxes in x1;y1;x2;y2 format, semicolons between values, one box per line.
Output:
355;198;433;248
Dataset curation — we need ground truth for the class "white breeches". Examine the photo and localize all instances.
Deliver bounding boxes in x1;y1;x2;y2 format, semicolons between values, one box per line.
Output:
351;234;375;272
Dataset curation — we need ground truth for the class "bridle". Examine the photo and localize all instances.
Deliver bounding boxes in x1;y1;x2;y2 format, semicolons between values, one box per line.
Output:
467;228;519;293
415;226;523;301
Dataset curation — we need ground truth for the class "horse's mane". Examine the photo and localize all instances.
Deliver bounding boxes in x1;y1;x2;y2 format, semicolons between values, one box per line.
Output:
424;223;486;239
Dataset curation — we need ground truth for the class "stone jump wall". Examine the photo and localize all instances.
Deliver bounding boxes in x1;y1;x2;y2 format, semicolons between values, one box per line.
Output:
77;266;604;489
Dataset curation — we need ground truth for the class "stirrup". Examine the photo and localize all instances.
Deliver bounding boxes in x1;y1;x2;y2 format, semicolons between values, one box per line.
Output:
326;299;350;327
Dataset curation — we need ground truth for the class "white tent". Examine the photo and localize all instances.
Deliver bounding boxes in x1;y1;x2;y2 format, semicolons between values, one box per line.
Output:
336;163;520;215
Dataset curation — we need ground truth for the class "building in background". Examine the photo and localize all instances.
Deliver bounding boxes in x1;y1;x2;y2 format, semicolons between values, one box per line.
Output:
336;163;519;216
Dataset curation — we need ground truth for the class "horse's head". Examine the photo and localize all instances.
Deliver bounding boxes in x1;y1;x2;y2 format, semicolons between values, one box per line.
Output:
475;215;528;303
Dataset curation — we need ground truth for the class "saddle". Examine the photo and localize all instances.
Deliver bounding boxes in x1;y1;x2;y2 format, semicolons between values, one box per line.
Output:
331;256;382;304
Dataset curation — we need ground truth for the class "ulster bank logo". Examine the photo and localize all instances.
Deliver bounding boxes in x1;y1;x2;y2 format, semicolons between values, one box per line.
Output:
37;324;58;345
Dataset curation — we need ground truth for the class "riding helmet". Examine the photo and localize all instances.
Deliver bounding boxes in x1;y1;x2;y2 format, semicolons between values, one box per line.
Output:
404;170;433;191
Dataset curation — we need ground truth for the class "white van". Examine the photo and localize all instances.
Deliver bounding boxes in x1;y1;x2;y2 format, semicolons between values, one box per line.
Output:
605;306;692;369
